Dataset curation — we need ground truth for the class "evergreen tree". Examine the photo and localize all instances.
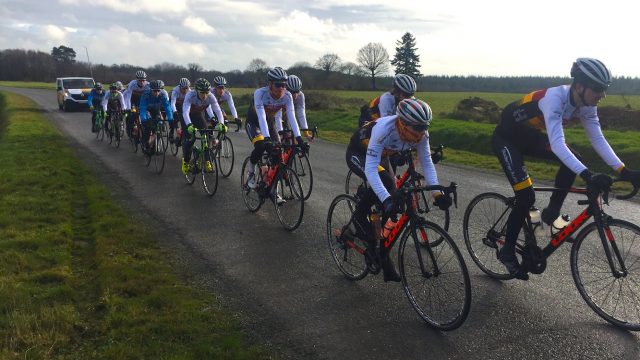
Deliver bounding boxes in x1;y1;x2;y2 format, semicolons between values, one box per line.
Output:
391;32;421;78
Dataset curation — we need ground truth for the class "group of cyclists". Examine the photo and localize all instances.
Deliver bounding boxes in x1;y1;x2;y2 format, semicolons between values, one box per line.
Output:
83;58;640;328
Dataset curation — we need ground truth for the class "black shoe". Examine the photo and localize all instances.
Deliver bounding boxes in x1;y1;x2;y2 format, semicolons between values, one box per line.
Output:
541;208;559;226
498;250;529;281
381;256;401;283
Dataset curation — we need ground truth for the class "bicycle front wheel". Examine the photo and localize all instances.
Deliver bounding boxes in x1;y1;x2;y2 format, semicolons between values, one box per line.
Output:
399;221;471;330
326;194;369;280
571;219;640;331
463;192;515;280
290;152;313;200
202;148;219;197
154;135;165;174
217;135;234;177
274;166;304;231
240;156;263;212
185;149;198;185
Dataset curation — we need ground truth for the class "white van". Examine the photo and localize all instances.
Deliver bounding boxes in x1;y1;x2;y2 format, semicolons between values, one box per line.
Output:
56;77;95;111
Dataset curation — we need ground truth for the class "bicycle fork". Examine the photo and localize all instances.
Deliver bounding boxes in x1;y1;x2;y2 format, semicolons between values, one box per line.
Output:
409;217;439;278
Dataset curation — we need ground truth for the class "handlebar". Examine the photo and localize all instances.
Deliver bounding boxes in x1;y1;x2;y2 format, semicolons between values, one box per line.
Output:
278;126;319;141
399;182;458;209
610;179;639;201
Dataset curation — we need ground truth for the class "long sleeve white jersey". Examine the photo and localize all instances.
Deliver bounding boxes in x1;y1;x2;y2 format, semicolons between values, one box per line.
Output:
181;90;224;127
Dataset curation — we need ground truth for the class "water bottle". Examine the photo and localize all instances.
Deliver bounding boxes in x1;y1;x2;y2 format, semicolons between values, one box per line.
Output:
552;215;571;233
529;206;544;237
382;218;398;239
370;212;382;240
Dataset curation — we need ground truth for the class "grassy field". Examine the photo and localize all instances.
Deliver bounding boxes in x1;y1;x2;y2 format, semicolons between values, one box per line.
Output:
0;81;56;90
0;91;269;359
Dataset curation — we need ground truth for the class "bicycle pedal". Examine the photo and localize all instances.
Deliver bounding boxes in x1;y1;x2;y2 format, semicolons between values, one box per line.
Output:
482;237;498;249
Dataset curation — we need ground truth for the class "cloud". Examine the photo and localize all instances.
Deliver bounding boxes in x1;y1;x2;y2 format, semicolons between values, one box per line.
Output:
59;0;186;14
42;25;68;41
182;16;217;35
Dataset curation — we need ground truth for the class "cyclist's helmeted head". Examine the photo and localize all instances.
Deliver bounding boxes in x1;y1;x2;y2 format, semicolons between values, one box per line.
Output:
396;98;431;143
136;70;147;85
267;67;288;98
115;81;124;91
149;80;163;96
392;74;417;98
213;76;227;96
571;58;612;92
109;82;118;91
179;77;190;88
195;78;211;99
94;82;103;91
286;75;302;94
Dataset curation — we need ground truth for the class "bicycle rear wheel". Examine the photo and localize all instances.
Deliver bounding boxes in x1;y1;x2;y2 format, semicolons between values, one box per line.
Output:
217;135;234;177
202;148;219;197
571;219;640;331
345;169;365;196
399;221;471;330
97;115;105;141
289;151;313;200
274;166;304;231
326;194;369;280
240;156;263;212
463;192;518;280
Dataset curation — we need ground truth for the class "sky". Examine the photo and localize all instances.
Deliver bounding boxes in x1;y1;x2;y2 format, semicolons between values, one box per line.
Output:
1;0;638;77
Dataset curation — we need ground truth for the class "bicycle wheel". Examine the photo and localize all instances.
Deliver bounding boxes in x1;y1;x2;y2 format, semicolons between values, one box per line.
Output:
399;221;471;330
413;190;450;246
345;169;365;196
217;135;234;177
571;219;640;331
185;149;198;185
463;192;518;280
114;118;122;148
326;194;369;280
154;134;166;174
107;119;113;144
240;156;263;212
161;122;170;153
202;148;219;197
274;166;304;231
290;151;313;200
97;115;105;141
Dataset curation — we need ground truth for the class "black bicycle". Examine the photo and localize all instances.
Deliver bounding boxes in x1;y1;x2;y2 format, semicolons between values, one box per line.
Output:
463;179;640;330
184;127;219;197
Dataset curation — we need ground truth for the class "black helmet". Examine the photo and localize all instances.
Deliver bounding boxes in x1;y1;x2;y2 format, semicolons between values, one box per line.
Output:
267;67;288;82
150;80;163;90
570;58;612;90
195;78;211;92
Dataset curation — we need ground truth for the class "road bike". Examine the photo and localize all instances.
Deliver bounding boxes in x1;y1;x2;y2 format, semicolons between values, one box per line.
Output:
240;140;305;231
214;117;242;178
326;176;471;330
463;179;640;330
280;127;317;201
94;109;106;141
107;109;125;148
140;115;168;174
183;127;219;197
129;107;142;153
345;145;449;232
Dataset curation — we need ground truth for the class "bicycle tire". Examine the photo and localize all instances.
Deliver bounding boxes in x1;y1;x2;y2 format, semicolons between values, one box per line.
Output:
154;134;165;174
217;135;234;178
571;219;640;331
345;169;365;196
289;151;313;200
274;165;304;231
240;156;264;212
202;148;219;197
185;149;198;185
326;194;369;280
161;121;170;153
114;117;122;148
399;221;471;330
463;192;517;280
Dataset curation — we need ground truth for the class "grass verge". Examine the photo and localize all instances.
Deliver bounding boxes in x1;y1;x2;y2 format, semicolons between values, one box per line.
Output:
0;91;269;359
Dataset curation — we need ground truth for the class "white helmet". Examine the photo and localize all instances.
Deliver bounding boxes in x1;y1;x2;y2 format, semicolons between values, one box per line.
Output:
393;74;417;95
178;78;190;88
135;70;147;80
397;98;432;130
570;58;612;89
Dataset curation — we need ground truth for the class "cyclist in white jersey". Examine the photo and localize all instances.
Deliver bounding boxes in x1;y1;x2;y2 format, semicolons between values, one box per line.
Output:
124;70;150;136
274;75;313;139
170;78;191;141
101;82;126;133
244;67;307;189
180;78;225;175
210;76;241;126
358;74;417;127
493;58;640;279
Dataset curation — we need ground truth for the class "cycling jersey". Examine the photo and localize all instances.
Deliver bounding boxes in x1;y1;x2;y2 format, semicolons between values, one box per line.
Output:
358;92;397;127
213;90;239;119
496;85;623;176
87;89;107;108
101;91;125;111
351;115;437;203
170;85;188;113
181;90;224;127
248;87;301;139
124;80;150;109
274;90;309;131
139;89;173;122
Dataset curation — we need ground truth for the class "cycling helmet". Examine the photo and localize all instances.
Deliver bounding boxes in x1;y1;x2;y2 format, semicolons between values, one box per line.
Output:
392;74;417;95
136;70;147;80
115;81;124;91
178;77;191;88
213;76;227;87
267;67;288;82
570;58;611;89
195;78;211;92
397;98;432;129
109;82;118;90
286;75;302;92
149;80;162;90
157;80;165;88
94;82;103;90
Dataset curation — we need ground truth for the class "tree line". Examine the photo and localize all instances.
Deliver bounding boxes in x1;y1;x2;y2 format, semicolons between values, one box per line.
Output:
2;39;640;95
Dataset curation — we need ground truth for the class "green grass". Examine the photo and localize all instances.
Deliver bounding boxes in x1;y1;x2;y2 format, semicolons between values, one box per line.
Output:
0;81;55;90
0;91;269;359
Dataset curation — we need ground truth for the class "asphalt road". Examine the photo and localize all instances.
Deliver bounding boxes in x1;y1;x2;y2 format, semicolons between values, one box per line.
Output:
4;87;640;359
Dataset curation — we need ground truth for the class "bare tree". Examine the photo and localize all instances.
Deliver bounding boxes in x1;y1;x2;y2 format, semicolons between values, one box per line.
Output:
357;43;390;90
245;58;268;73
340;61;362;76
188;62;203;80
314;53;342;73
290;61;312;69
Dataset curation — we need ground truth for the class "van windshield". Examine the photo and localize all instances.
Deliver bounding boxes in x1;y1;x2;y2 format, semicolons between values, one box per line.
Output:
63;79;94;89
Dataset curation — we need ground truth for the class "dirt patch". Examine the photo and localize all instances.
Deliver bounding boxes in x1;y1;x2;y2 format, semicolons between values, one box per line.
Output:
450;96;501;123
597;106;640;131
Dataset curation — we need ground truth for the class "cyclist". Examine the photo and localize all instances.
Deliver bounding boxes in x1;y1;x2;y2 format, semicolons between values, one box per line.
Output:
211;76;242;126
274;74;313;140
139;80;173;154
124;70;150;136
180;78;225;174
170;77;191;144
358;74;417;127
244;67;307;189
492;58;640;280
101;82;126;133
88;82;107;133
346;98;452;282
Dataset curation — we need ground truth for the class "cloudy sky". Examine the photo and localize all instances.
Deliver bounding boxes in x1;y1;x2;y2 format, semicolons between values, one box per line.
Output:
1;0;638;77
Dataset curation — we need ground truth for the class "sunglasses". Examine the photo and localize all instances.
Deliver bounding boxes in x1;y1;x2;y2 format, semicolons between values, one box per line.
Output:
152;89;161;93
273;82;286;88
590;85;607;93
215;85;225;89
198;91;209;95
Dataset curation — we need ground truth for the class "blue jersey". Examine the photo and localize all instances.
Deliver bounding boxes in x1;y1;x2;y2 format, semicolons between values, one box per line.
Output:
139;89;173;122
87;89;107;107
